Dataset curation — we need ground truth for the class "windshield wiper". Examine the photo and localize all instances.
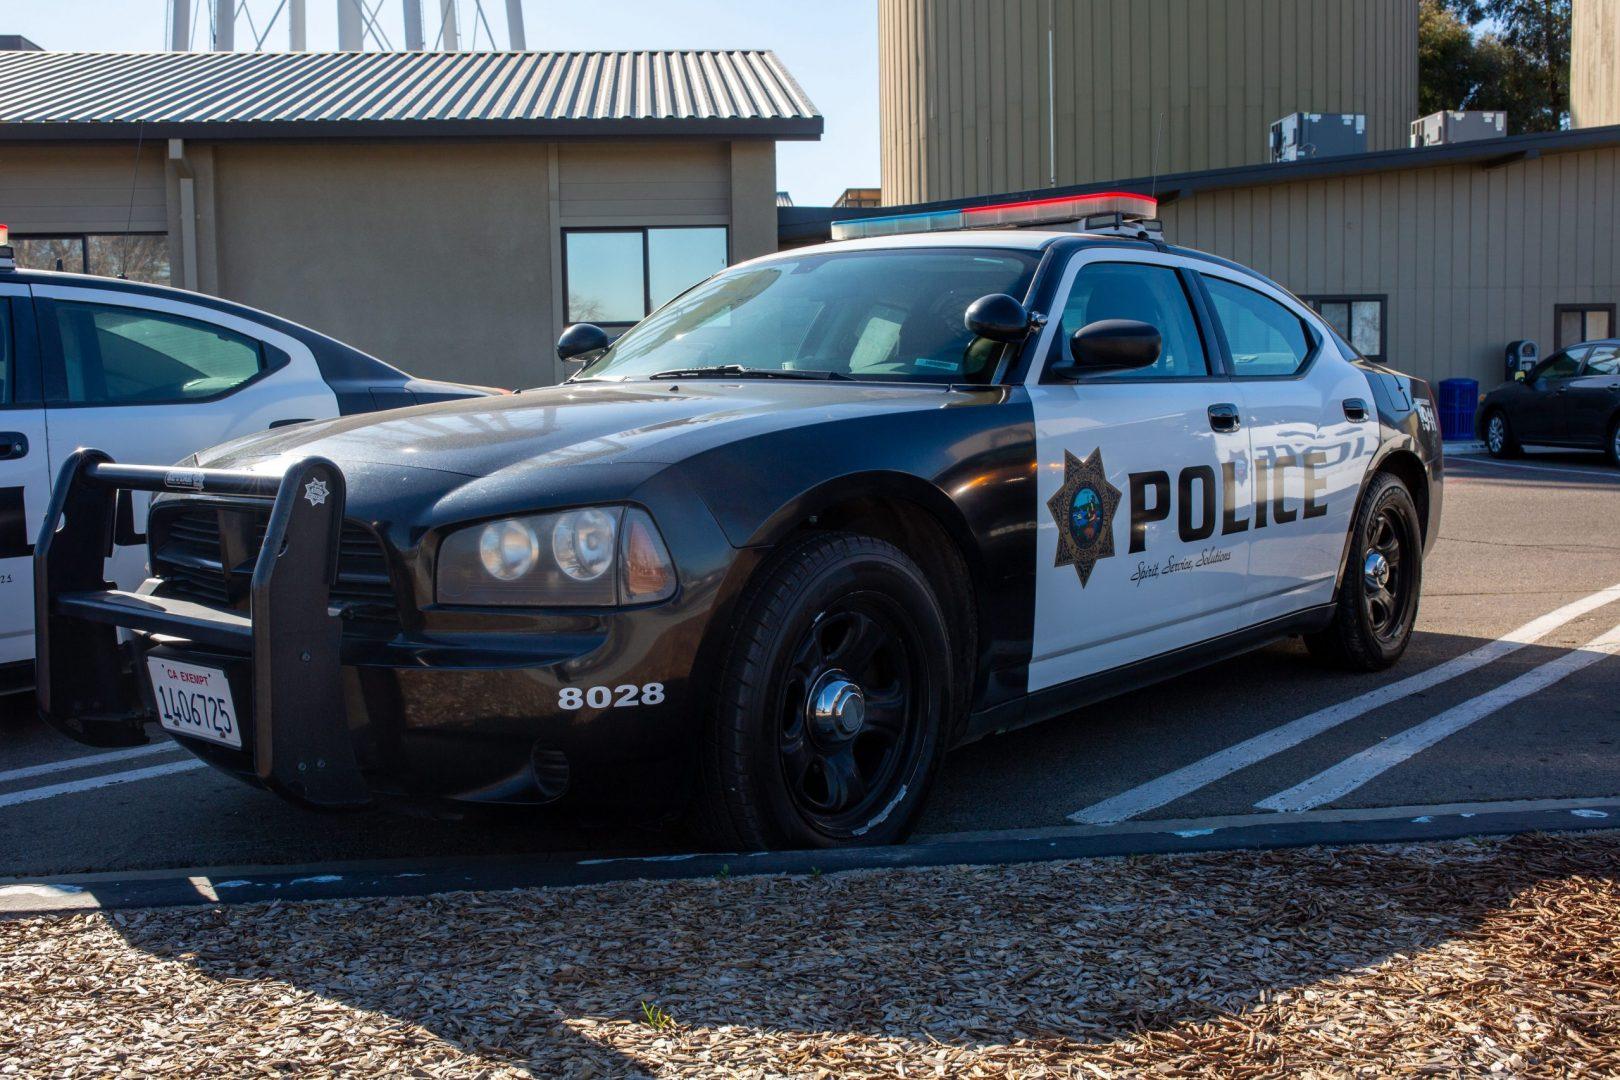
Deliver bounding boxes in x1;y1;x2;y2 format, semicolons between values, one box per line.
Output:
647;364;851;381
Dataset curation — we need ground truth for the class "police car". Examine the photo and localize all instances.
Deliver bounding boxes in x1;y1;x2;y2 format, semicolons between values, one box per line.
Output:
0;227;493;689
35;194;1441;850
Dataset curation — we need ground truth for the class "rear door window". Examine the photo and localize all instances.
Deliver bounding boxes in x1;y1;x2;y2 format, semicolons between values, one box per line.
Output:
1582;345;1619;376
51;301;265;405
1203;276;1315;377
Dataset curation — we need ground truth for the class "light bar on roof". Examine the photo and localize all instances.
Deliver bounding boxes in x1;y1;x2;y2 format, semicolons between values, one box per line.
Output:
832;191;1158;241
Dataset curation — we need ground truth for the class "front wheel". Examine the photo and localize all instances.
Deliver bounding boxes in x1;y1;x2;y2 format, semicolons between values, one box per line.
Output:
698;532;952;850
1306;473;1424;671
1606;418;1620;467
1484;410;1520;458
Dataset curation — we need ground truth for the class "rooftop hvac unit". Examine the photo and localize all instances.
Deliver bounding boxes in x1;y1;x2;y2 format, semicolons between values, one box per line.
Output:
1269;112;1368;162
1410;111;1508;148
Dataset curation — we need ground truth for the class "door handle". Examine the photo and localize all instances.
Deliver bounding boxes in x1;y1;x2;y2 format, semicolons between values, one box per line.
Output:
1343;398;1371;422
1207;403;1241;433
0;432;27;461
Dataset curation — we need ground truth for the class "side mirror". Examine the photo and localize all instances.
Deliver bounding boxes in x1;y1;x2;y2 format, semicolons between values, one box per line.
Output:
964;293;1032;343
1050;319;1162;379
557;323;611;362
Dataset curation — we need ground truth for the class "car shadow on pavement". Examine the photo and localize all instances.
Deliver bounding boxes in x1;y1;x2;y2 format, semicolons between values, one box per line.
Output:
85;830;1619;1073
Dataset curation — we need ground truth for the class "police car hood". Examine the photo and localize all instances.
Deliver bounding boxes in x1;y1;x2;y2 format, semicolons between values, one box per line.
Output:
194;379;969;479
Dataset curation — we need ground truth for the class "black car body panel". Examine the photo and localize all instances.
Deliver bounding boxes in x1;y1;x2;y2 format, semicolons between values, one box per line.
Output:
1476;339;1620;453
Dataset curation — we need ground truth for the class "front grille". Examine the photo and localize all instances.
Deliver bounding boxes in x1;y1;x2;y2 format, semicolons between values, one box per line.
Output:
149;503;400;629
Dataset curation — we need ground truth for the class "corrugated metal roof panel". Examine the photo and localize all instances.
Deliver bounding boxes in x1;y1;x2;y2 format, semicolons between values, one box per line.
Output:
0;49;821;136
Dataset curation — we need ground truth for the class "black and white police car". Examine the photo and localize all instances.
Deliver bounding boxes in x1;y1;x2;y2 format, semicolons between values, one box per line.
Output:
36;194;1441;850
0;226;493;688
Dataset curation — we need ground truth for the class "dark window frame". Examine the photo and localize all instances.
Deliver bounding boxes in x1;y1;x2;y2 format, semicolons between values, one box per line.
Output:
10;231;169;281
1554;303;1617;351
561;225;731;329
1302;293;1387;360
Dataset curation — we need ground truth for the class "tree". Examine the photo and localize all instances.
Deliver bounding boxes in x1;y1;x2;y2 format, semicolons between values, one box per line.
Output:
1434;0;1572;131
1418;0;1494;115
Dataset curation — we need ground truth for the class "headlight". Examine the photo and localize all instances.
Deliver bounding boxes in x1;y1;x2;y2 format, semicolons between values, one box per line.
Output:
436;506;677;607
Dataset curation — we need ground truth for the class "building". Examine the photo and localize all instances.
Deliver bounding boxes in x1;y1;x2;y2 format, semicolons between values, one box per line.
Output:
0;48;820;388
1573;0;1620;129
877;0;1417;205
833;187;883;208
783;123;1620;390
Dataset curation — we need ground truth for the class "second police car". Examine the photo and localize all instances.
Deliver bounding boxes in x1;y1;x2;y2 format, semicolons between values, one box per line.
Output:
36;193;1441;850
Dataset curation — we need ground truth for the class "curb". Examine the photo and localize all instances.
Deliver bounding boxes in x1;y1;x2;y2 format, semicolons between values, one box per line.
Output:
2;797;1616;917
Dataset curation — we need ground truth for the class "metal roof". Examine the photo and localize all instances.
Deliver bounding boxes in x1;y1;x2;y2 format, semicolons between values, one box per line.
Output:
0;49;822;140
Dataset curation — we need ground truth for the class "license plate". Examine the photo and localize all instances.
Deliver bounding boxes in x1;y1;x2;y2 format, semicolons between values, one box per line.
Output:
147;657;243;750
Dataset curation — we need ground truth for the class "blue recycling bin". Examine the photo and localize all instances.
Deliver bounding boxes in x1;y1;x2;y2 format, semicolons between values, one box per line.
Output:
1437;378;1479;441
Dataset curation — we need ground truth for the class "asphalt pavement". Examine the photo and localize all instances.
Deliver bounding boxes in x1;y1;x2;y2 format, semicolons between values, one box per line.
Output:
4;446;1618;886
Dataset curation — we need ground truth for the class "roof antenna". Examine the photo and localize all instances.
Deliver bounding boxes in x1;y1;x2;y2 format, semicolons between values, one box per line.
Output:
1149;109;1166;201
117;120;146;281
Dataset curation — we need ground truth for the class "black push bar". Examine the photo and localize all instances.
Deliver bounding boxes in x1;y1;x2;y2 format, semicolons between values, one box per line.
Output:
33;448;371;808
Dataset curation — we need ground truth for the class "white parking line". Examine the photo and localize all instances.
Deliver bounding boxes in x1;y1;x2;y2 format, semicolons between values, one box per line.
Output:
1069;581;1620;825
0;759;206;810
1256;619;1620;812
1452;456;1620;482
0;742;181;786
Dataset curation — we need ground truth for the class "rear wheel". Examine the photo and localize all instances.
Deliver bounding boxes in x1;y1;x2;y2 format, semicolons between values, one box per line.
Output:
698;532;951;850
1484;409;1520;458
1306;473;1423;671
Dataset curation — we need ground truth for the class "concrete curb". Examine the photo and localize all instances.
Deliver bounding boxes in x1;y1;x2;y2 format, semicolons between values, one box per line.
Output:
2;797;1615;917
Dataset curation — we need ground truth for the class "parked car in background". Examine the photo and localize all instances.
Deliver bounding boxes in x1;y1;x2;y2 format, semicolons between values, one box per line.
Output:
1479;340;1620;465
0;235;498;691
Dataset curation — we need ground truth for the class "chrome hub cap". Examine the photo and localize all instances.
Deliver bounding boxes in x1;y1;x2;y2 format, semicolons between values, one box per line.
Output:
809;670;866;739
1488;416;1504;452
1363;551;1391;592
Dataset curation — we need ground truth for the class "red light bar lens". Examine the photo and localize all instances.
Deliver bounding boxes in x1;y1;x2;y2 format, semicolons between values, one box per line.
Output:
962;191;1157;229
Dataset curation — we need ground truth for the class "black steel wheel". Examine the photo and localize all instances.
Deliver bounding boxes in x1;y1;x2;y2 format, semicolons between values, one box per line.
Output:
699;532;951;850
1484;409;1520;458
1306;472;1423;671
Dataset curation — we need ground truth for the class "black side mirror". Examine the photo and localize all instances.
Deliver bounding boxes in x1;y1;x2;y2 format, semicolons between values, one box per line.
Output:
1051;319;1162;379
964;293;1032;343
557;323;611;362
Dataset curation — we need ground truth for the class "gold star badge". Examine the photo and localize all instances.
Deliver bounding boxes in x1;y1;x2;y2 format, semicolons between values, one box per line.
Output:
1046;448;1122;587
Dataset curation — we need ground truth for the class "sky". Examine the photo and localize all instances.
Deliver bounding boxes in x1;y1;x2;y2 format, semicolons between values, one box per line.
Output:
4;0;881;206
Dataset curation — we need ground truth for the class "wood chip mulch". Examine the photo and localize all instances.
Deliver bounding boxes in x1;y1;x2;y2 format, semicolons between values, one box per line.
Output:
2;831;1617;1077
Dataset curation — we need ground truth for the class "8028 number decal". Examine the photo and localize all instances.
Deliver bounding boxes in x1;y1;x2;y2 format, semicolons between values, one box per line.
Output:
558;682;666;710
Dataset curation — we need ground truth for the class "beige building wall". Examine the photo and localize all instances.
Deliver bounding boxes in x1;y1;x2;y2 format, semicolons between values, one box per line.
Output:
879;0;1419;205
181;137;766;389
0;144;167;234
1572;0;1620;128
1159;145;1620;387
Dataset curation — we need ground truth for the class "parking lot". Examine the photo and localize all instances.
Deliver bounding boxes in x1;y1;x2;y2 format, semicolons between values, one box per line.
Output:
3;449;1619;887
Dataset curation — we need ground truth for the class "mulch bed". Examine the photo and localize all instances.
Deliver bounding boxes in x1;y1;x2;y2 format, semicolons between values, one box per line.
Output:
3;831;1617;1077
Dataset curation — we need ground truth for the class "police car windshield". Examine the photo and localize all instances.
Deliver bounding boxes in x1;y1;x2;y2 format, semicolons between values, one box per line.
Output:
575;248;1040;384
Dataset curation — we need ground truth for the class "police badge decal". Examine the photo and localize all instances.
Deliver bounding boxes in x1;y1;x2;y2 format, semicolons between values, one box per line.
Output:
1047;448;1122;587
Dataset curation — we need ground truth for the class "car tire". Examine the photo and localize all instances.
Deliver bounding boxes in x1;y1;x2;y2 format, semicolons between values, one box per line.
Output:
697;531;953;851
1305;472;1424;672
1607;418;1620;468
1484;409;1520;458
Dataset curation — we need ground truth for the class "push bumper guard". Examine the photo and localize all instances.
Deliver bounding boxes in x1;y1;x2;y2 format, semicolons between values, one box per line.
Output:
34;448;370;807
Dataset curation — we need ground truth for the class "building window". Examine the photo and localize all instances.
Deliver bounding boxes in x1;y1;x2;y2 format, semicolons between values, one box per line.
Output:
1304;295;1384;359
1555;304;1615;350
11;233;171;287
563;227;728;327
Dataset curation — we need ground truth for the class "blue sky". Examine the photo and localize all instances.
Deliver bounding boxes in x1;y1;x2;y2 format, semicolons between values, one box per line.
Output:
5;0;881;206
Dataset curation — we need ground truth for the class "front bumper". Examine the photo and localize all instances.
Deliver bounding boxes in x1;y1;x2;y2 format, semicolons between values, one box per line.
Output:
34;450;718;811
